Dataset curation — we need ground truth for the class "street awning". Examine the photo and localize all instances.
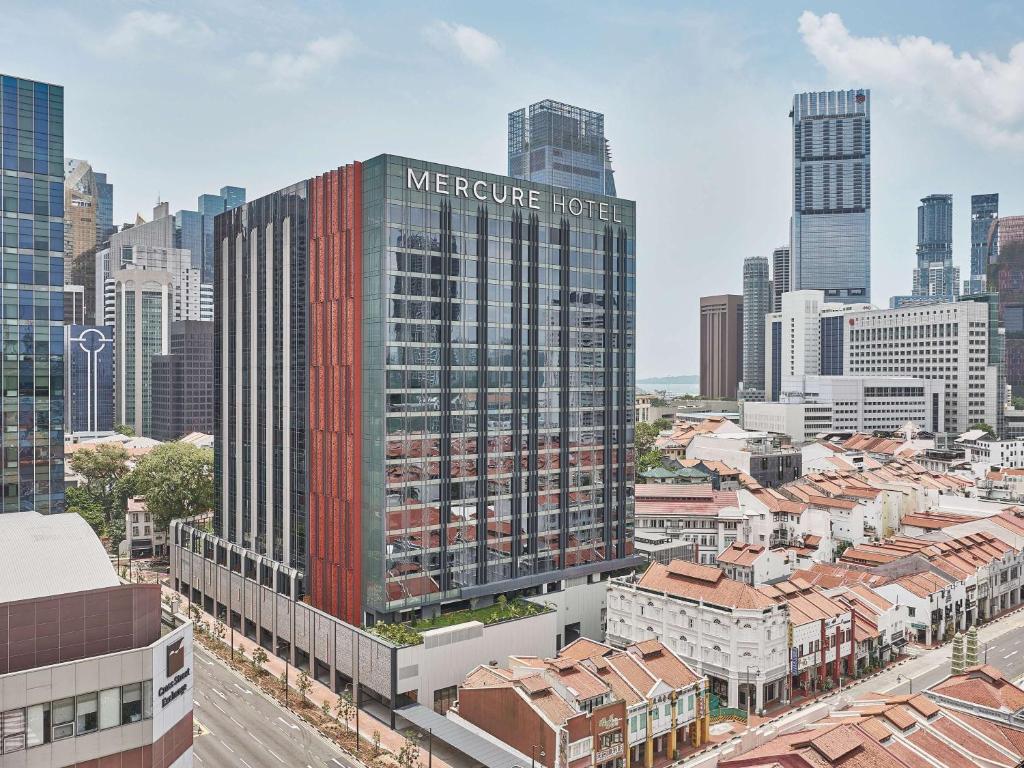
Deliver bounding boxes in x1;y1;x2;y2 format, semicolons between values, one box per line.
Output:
396;703;530;768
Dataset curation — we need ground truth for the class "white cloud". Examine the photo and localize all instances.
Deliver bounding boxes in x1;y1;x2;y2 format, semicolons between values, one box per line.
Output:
101;10;211;55
799;11;1024;149
246;34;356;87
424;21;501;67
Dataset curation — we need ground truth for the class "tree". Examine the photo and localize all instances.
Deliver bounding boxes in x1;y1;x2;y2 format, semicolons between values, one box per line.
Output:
105;514;126;555
635;421;662;456
68;444;131;524
335;692;355;727
251;647;268;675
131;443;214;530
65;486;106;536
397;735;422;768
114;423;135;436
651;417;672;432
1014;396;1024;410
969;422;995;435
297;670;312;704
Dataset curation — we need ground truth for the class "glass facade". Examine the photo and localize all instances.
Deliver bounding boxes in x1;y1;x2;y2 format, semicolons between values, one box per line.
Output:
216;155;636;624
0;75;64;514
508;100;617;196
177;185;246;285
819;315;844;375
65;324;113;433
969;193;999;294
791;90;870;303
742;256;770;397
913;194;957;297
368;156;634;619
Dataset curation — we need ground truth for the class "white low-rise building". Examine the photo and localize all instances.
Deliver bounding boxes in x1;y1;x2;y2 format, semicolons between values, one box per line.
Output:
744;375;946;442
606;560;789;713
957;429;1024;469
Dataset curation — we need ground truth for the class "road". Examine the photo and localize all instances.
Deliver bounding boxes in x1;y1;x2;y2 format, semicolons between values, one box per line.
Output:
682;606;1024;765
192;644;364;768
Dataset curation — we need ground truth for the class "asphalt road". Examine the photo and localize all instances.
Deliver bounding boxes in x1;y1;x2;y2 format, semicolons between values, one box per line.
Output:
877;616;1024;696
192;644;363;768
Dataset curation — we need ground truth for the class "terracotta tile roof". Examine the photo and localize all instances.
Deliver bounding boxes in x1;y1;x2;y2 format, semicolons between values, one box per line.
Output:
893;571;952;598
625;640;700;688
558;637;613;661
635;560;778;610
759;580;849;625
931;666;1024;712
882;704;917;730
583;655;646;706
717;543;766;567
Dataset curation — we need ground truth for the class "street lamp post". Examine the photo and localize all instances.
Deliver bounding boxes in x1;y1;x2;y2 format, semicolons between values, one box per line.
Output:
428;728;433;767
531;745;546;768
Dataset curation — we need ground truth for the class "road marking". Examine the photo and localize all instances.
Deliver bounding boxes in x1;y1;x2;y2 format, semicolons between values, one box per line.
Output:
332;760;346;767
213;702;228;715
241;760;254;768
277;716;299;730
233;683;252;694
194;755;203;764
268;748;285;764
212;688;228;700
230;716;244;728
220;740;235;753
1006;650;1019;659
251;735;263;745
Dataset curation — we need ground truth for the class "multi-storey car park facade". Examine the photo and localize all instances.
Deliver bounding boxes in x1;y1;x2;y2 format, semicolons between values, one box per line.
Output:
201;155;637;627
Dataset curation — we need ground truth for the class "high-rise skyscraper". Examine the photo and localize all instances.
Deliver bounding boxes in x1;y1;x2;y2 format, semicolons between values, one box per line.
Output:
64;158;112;325
700;295;743;399
790;89;871;303
990;215;1024;397
969;194;999;294
508;100;617;196
176;185;245;284
771;246;790;312
151;320;214;441
0;74;65;514
742;257;771;400
912;194;958;297
65;324;114;433
95;171;113;243
113;245;204;436
206;154;636;626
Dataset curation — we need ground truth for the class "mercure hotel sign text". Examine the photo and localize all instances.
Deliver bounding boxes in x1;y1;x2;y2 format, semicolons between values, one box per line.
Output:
407;168;624;223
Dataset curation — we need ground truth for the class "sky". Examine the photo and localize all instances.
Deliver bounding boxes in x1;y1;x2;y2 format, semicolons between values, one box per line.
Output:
6;1;1024;378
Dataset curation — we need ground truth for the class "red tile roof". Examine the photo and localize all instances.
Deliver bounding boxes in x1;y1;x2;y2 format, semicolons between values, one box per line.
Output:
636;560;778;610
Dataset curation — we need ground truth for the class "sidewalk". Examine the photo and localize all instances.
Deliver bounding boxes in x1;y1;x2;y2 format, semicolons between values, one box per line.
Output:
162;585;454;768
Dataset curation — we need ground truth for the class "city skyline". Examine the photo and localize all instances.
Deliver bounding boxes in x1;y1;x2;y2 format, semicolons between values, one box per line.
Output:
4;2;1024;378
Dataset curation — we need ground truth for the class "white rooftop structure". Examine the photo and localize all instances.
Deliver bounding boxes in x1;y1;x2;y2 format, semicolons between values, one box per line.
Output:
0;512;119;603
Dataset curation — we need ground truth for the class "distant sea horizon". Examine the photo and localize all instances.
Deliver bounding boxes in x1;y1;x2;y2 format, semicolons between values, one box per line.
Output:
636;374;699;395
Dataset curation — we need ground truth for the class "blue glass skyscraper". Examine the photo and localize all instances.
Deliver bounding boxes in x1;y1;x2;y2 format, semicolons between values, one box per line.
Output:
913;194;957;297
508;100;617;196
969;193;999;294
790;89;871;303
0;74;65;514
94;170;113;244
176;185;245;284
65;324;113;433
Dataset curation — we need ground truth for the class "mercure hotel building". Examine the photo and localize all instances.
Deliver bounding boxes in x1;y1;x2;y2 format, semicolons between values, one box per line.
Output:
178;155;638;631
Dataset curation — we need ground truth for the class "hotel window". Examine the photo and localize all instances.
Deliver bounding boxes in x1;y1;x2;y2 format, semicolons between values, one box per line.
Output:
75;693;98;735
98;688;120;730
51;698;75;740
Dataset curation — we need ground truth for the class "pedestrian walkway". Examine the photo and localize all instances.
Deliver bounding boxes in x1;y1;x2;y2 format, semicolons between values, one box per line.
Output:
162;585;456;768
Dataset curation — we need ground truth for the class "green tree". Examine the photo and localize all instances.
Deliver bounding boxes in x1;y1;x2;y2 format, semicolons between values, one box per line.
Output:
114;423;135;436
635;421;661;456
105;514;126;554
65;486;106;536
131;443;214;530
1013;397;1024;410
297;670;312;704
651;417;672;432
68;444;131;524
335;692;355;727
251;647;268;675
969;422;995;435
